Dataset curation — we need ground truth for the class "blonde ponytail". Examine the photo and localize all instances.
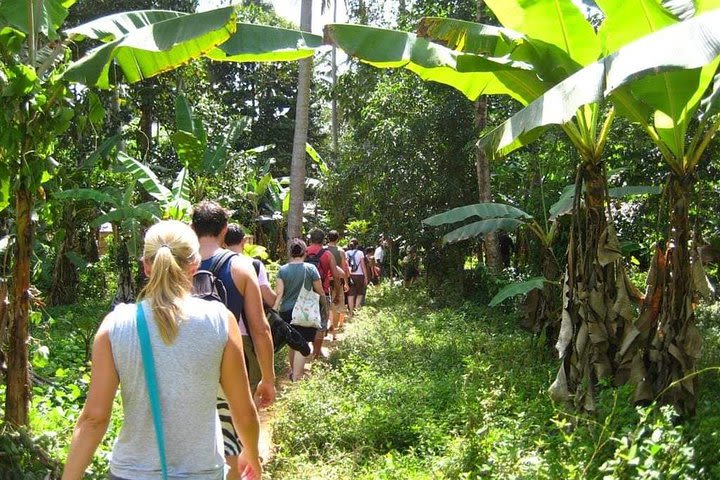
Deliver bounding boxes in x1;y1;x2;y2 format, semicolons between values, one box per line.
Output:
138;220;200;344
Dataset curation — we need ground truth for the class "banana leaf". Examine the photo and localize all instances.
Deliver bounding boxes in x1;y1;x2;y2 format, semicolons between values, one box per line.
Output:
423;202;532;226
64;7;237;88
324;23;543;104
207;23;322;62
489;276;547;307
52;188;118;205
443;218;524;244
0;0;76;41
116;152;171;202
480;8;720;157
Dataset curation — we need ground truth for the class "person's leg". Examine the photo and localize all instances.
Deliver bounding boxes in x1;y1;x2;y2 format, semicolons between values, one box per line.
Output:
347;294;356;318
292;349;307;380
312;329;325;360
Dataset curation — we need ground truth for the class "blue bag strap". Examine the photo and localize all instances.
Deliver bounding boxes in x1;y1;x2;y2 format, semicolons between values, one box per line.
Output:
136;303;169;480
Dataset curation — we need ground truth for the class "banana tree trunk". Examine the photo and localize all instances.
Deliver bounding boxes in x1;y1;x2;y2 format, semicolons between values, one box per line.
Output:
287;0;313;240
48;209;80;306
5;187;32;426
551;158;640;412
621;173;700;415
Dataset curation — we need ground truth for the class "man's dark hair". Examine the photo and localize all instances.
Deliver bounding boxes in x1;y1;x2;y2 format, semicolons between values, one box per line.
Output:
327;230;340;242
289;238;307;258
349;238;359;249
191;200;229;238
225;223;245;247
309;228;325;244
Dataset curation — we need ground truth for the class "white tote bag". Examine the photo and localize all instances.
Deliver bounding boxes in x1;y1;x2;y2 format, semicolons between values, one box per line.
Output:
291;267;322;329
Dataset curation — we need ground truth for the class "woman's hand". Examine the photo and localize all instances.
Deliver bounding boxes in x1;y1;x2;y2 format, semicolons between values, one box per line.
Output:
237;449;262;479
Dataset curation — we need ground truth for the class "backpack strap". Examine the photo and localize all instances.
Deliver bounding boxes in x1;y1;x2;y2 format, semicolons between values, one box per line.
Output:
136;303;168;480
208;250;237;277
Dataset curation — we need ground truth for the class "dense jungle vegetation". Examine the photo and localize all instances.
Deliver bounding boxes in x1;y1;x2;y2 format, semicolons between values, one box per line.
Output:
2;0;720;478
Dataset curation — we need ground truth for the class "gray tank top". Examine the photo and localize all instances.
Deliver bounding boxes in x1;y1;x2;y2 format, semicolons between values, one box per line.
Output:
108;298;228;480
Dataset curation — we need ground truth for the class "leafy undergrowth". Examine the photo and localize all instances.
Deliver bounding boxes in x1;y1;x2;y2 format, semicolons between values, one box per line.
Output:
268;284;720;479
0;300;122;479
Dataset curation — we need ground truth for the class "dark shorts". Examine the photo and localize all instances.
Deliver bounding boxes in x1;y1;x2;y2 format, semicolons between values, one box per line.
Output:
280;310;317;343
347;274;367;297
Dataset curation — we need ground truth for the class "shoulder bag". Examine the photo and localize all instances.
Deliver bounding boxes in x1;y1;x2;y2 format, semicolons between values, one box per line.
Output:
290;266;322;329
136;303;169;480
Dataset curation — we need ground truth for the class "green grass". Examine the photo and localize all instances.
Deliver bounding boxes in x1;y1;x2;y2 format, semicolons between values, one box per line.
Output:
267;284;720;479
2;285;720;478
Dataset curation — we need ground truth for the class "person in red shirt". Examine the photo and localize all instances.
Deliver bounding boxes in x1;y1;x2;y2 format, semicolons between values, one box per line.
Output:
305;228;338;360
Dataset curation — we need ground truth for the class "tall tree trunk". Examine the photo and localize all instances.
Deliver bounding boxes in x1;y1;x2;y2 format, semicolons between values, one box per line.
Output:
6;187;32;426
287;0;313;239
0;279;9;383
474;0;502;273
331;0;339;162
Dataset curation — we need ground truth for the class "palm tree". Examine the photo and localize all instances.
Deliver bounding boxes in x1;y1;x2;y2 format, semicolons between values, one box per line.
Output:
288;0;314;239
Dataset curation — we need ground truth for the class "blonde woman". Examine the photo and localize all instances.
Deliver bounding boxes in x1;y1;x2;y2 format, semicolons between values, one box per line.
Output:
63;220;261;480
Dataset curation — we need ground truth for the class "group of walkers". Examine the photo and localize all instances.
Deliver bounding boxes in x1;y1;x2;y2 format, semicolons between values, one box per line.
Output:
62;200;388;480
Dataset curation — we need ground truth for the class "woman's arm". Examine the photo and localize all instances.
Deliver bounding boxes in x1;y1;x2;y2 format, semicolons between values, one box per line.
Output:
63;317;119;480
273;277;285;311
221;312;262;478
312;279;328;312
230;258;275;408
257;263;277;308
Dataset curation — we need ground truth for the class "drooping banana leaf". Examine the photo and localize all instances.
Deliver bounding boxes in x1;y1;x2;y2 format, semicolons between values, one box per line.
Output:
423;202;531;226
116;152;171;202
52;188;118;205
442;218;524;244
480;9;720;156
64;7;237;88
489;276;547;307
324;23;543;104
207;23;322;62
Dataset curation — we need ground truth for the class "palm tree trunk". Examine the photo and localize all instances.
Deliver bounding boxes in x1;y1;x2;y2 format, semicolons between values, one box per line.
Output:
474;0;502;273
287;0;313;239
5;187;32;426
331;0;339;161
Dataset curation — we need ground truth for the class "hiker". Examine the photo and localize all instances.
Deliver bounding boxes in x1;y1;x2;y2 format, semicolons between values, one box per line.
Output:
63;220;261;480
327;230;349;337
345;238;368;318
374;236;387;282
402;245;420;287
274;238;328;381
192;201;275;479
305;228;339;360
224;223;276;309
365;246;380;286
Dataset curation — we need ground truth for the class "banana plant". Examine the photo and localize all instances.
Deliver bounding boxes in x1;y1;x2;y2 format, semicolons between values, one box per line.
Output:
476;5;720;414
424;202;562;342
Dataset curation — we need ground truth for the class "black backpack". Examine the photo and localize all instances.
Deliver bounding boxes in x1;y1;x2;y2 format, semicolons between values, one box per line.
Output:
192;250;237;304
306;247;329;279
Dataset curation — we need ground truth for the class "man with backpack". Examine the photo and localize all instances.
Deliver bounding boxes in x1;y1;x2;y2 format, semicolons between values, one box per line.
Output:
305;228;339;360
192;201;275;479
